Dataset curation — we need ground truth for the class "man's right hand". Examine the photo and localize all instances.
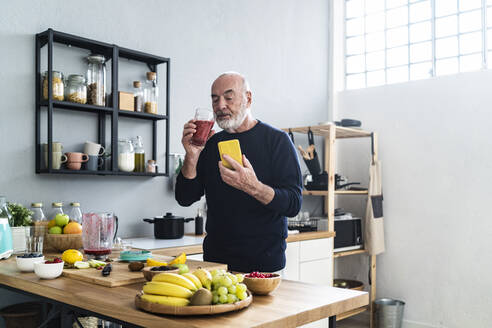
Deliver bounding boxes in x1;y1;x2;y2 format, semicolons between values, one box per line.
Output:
181;119;214;179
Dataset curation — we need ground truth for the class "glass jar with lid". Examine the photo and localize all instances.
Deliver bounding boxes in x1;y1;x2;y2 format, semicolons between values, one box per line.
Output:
133;81;143;112
146;159;157;173
118;138;135;172
144;72;158;114
86;54;106;106
50;202;64;221
30;203;46;223
65;74;87;104
68;202;82;224
42;71;64;101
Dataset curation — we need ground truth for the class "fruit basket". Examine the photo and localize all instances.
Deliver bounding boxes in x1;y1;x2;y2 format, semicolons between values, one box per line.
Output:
45;234;83;252
135;290;252;315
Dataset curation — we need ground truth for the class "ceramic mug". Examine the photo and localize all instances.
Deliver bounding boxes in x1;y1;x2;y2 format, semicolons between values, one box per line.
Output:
43;152;68;170
65;152;89;163
85;155;104;171
67;161;83;170
84;141;105;156
42;142;63;153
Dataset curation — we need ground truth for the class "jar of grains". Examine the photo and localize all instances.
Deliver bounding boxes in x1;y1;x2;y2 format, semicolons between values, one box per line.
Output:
65;74;87;104
42;71;64;101
86;54;106;106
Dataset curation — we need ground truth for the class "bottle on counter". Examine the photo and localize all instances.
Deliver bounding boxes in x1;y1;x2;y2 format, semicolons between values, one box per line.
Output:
133;136;145;173
68;202;82;224
50;202;64;221
195;208;204;235
144;72;158;114
133;81;143;112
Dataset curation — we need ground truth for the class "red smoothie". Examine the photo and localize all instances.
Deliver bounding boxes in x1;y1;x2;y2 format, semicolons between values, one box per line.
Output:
84;248;112;256
192;120;214;146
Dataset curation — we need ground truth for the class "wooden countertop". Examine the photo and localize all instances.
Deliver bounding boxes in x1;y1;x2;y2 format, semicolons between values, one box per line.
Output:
0;256;367;327
151;231;335;256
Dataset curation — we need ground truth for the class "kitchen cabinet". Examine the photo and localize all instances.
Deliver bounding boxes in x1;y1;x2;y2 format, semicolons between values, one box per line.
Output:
35;29;170;176
282;124;378;327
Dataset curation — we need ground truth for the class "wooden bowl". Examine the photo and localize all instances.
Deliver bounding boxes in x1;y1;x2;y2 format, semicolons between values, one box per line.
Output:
45;234;83;252
243;273;281;295
142;266;180;281
333;279;364;291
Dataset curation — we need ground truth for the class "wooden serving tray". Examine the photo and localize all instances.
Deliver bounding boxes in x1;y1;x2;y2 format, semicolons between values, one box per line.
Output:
135;291;252;316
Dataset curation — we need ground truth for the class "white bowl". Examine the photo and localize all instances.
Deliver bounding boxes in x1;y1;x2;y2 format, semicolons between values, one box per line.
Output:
16;255;45;272
33;261;64;279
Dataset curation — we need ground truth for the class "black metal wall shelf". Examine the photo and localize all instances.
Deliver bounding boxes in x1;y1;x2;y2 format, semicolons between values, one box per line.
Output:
35;28;170;177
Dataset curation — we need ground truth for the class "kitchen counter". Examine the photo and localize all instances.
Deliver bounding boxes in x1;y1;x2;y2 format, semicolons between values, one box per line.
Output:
0;255;367;327
129;231;335;257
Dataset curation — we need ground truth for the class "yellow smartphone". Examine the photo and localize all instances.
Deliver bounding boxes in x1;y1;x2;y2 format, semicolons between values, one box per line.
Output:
218;139;243;169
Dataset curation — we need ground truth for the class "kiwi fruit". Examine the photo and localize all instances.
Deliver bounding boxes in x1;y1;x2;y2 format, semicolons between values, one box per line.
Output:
190;288;213;306
128;262;144;272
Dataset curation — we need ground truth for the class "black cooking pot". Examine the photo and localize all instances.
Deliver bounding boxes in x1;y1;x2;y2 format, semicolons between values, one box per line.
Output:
143;212;194;239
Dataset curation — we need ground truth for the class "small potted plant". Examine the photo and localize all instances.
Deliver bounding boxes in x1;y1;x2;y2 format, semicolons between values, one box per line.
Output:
7;203;33;253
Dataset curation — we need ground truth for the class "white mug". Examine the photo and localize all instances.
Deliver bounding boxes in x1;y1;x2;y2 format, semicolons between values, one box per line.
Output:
84;141;105;156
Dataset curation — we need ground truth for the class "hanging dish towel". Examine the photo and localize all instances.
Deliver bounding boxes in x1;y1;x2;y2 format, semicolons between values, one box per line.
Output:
364;160;385;255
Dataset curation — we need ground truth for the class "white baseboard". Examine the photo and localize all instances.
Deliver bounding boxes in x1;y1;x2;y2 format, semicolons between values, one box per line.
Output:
403;320;440;328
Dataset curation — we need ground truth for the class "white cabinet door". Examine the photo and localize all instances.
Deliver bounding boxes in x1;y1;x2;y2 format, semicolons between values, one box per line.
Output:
187;253;203;261
299;238;332;262
299;258;332;285
283;241;299;280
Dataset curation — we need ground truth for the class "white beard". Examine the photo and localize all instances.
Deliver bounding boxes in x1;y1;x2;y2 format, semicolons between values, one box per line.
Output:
215;103;249;132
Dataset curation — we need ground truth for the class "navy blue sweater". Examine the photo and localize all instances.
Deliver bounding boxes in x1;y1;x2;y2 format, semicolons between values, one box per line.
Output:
175;121;302;272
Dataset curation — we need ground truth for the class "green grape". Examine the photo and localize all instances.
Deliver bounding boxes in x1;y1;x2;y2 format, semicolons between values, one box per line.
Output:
212;274;222;285
237;290;247;301
229;274;238;285
219;294;228;304
221;276;232;287
210;269;219;277
218;286;228;296
227;285;236;294
235;273;244;283
212;290;219;298
227;294;237;304
212;294;220;304
236;283;247;293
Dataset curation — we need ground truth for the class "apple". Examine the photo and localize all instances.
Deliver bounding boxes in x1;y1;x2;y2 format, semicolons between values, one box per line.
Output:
55;213;69;227
49;226;62;234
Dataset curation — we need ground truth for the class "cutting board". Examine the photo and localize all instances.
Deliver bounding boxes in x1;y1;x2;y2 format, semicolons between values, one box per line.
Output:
62;255;227;288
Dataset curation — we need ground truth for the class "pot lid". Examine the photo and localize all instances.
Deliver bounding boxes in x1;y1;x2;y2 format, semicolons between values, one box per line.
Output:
155;212;184;220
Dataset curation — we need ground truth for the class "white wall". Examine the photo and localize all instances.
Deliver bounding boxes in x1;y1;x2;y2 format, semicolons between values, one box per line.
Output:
0;0;329;238
336;71;492;328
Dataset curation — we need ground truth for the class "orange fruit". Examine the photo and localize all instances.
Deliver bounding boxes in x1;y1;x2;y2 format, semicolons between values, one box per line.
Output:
47;219;56;229
63;222;82;234
62;249;83;264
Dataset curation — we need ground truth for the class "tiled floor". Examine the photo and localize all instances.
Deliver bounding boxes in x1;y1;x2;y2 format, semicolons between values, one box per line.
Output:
337;312;370;328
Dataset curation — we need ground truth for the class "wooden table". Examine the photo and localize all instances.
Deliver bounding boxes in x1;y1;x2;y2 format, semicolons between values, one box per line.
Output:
0;257;368;327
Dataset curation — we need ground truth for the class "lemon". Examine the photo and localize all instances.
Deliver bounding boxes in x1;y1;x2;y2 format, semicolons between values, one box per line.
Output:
62;249;83;264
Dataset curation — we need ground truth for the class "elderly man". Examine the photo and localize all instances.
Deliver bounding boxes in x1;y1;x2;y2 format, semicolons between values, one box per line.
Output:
176;72;302;273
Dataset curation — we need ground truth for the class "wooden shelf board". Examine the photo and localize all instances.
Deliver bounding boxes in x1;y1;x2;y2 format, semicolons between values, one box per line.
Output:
336;306;369;321
334;249;368;258
282;124;371;139
302;190;328;196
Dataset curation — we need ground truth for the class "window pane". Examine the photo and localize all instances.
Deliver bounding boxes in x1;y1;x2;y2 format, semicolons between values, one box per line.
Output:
436;15;458;38
435;0;457;17
346;55;366;73
346;36;365;55
387;26;409;48
387;46;408;66
410;21;431;43
459;0;481;12
346;0;364;18
367;70;386;87
410;62;433;80
366;0;385;14
436;57;459;75
460;53;482;72
346;17;365;36
410;41;432;62
366;51;386;70
459;10;482;34
410;1;431;23
387;66;409;83
365;32;385;52
459;32;482;55
366;12;385;33
436;36;458;58
387;6;408;28
386;0;407;9
346;73;366;89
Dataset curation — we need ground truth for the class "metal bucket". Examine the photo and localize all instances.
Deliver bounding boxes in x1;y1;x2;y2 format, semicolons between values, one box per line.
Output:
374;298;405;328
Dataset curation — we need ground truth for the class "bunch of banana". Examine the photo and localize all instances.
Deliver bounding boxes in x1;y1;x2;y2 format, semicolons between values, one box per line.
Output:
192;268;212;290
141;272;196;306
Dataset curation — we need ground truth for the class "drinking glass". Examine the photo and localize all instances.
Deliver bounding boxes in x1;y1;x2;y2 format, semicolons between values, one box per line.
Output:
191;108;214;146
25;226;45;255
